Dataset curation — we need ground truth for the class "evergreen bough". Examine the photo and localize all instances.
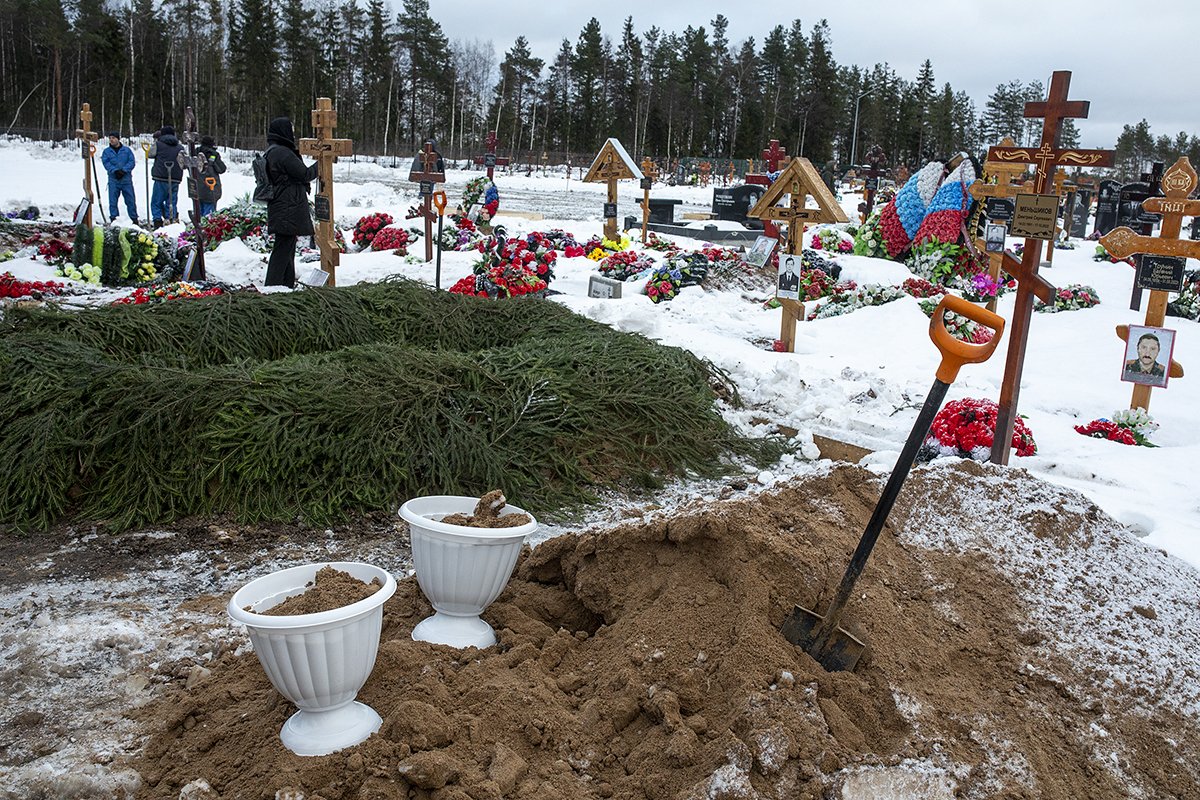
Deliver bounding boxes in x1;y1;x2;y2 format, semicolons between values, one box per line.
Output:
0;279;784;531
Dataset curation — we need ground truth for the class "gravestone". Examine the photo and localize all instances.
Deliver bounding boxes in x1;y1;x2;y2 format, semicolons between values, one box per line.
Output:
1067;187;1092;238
712;184;765;223
1191;215;1200;240
647;198;682;225
1117;182;1151;229
1093;179;1121;236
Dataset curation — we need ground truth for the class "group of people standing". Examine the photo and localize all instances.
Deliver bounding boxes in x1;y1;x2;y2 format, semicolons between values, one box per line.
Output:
100;115;331;289
101;127;226;229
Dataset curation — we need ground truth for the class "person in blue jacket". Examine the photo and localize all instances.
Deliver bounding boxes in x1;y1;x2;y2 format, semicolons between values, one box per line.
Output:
100;132;139;225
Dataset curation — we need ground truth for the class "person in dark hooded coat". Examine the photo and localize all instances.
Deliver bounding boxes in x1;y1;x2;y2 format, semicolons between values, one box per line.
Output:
263;116;318;287
149;125;184;227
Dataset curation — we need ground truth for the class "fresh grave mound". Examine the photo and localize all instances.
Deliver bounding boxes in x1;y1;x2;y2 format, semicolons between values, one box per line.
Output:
133;464;1200;799
258;567;382;616
0;280;782;531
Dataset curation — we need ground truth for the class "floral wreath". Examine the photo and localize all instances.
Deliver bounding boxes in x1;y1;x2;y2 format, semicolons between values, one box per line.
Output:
462;176;500;224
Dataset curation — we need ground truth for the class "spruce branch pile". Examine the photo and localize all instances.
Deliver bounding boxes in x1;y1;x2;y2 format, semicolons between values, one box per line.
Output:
0;279;783;531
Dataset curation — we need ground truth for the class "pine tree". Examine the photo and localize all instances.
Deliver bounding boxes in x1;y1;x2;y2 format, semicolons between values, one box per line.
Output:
490;37;542;155
570;18;605;150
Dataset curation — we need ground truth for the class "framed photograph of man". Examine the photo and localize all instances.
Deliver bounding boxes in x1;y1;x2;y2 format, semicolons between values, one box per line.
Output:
746;235;778;268
1120;325;1175;388
984;222;1007;253
776;253;801;301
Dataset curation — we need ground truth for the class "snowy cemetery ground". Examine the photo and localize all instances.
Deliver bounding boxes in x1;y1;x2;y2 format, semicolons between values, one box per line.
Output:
1;136;1199;798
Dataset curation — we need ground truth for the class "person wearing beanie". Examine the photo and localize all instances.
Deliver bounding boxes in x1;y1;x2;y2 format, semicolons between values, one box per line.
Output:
100;132;139;225
187;134;227;218
262;116;318;287
148;124;183;228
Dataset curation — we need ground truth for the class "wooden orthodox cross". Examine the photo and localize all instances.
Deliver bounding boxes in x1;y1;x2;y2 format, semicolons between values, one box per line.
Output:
176;106;208;280
74;103;98;228
473;131;509;181
299;97;353;286
747;157;849;352
970;137;1034;312
699;161;712;187
583;138;642;241
1099;156;1195;411
762;140;788;173
639;157;657;245
408;140;447;261
986;70;1114;465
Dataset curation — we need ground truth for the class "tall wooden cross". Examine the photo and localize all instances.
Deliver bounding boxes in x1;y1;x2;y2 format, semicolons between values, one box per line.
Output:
1099;156;1196;411
74;103;98;228
746;157;849;352
699;161;712;188
583;139;641;241
177;106;208;280
986;71;1114;466
639;157;657;245
408;140;447;261
970;137;1034;312
299;97;353;286
473;131;509;181
748;140;790;241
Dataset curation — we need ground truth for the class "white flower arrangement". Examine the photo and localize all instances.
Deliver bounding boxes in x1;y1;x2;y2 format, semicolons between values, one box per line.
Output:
915;161;945;205
1110;408;1159;440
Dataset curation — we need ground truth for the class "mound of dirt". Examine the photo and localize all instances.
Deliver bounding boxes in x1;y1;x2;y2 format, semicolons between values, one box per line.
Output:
131;464;1200;799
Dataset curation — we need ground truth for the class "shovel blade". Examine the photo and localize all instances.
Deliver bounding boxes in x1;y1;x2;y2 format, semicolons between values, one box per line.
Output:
781;605;867;672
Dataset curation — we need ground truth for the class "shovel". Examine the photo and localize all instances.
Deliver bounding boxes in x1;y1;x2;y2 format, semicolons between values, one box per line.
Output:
432;190;447;289
782;295;1006;672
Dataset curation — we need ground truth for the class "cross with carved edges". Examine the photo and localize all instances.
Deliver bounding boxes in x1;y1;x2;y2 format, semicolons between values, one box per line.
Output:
1101;157;1200;262
473;131;510;180
987;73;1113;193
75;103;98;145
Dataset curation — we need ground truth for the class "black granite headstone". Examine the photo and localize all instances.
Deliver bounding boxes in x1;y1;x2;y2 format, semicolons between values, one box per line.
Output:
711;184;765;223
1093;179;1121;236
647;198;682;224
1191;215;1200;241
1068;188;1092;238
1117;182;1150;229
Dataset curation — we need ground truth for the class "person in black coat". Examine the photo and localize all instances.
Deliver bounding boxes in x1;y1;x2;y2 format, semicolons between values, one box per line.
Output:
263;117;318;287
149;125;184;227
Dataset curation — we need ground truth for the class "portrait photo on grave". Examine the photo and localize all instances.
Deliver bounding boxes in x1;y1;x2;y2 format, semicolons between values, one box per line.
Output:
777;254;801;300
985;223;1007;253
1120;325;1175;388
746;235;778;268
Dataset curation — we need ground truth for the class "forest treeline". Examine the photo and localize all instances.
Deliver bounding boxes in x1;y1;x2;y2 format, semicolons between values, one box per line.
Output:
0;0;1195;180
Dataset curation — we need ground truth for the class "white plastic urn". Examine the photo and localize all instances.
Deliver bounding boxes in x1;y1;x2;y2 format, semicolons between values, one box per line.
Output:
228;561;397;756
399;495;538;649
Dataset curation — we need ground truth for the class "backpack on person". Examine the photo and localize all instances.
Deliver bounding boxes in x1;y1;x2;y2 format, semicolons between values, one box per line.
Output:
252;145;279;203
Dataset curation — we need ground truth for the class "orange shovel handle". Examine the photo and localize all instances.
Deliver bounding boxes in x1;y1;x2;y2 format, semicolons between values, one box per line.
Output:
928;294;1005;384
432;191;447;216
205;177;217;190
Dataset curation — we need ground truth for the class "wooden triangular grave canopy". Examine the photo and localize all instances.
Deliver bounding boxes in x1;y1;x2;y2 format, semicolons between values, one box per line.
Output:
747;157;848;253
583;138;643;183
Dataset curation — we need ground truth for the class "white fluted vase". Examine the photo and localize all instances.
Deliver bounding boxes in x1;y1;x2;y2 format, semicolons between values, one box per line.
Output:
228;561;397;756
399;496;537;649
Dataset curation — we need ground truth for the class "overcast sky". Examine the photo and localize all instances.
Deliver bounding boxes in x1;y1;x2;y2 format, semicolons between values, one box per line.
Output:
433;0;1196;149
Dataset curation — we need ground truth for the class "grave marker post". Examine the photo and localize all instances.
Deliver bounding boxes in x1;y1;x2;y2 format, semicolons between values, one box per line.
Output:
1100;156;1197;410
862;144;887;219
583;139;642;242
639;157;657;245
74;103;98;228
473;130;509;181
984;71;1114;465
969;137;1034;312
746;157;849;352
408;140;447;262
298;97;353;286
176;106;208;281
